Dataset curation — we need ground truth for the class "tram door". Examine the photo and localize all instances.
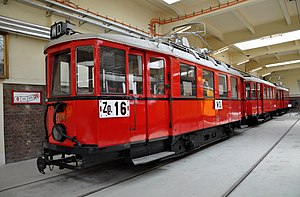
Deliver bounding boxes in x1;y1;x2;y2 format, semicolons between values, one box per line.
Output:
128;51;147;143
146;55;170;140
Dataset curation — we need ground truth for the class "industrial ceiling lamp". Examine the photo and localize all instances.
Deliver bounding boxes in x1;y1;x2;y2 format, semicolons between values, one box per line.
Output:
266;59;300;67
234;30;300;50
163;0;180;4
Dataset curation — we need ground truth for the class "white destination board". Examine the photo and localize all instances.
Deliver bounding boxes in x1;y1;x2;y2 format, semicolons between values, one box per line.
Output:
99;100;130;118
214;100;223;110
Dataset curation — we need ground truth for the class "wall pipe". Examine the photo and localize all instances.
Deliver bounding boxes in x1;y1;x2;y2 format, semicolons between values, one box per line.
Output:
150;0;248;36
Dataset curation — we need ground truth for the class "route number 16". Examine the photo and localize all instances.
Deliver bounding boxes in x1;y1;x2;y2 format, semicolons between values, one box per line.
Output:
99;100;130;118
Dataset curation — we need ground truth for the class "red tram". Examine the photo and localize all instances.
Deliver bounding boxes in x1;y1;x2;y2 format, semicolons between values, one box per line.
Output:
37;22;289;173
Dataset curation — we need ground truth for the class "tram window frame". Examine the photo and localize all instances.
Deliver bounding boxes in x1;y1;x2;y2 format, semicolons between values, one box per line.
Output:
180;63;196;97
76;45;94;95
51;50;71;96
257;83;261;99
230;77;238;99
264;86;267;99
100;46;126;95
218;74;228;98
251;83;256;99
202;69;214;98
129;54;143;95
269;87;273;99
149;57;165;95
0;32;8;79
246;83;251;99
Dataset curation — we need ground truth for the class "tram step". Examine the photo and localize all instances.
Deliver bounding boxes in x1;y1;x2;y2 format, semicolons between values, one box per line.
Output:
132;151;175;165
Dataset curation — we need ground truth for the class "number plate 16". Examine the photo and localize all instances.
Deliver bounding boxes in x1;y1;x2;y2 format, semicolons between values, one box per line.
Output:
99;100;130;118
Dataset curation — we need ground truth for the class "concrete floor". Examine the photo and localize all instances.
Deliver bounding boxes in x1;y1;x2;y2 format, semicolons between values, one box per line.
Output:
0;113;299;197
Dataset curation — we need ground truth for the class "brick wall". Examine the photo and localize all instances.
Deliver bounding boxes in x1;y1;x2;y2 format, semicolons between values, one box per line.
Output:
3;84;45;163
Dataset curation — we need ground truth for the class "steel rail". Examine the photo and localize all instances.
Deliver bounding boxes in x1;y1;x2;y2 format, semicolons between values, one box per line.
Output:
221;116;300;197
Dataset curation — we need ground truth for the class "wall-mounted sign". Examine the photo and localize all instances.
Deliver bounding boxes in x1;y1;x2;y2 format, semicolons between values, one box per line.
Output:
12;91;42;104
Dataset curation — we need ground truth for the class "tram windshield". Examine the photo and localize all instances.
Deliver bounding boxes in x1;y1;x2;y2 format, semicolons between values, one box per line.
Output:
52;50;71;96
100;46;126;94
76;45;94;94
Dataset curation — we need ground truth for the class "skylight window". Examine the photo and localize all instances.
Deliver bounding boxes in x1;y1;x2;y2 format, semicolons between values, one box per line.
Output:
265;59;300;67
262;73;271;77
234;30;300;50
236;59;249;65
249;67;262;72
212;47;229;55
163;0;180;4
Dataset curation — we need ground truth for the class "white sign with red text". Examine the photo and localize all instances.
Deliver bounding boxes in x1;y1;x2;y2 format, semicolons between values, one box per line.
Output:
13;91;42;104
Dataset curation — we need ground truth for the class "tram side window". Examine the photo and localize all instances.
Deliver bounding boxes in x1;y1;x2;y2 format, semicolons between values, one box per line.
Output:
231;77;238;99
257;83;261;99
218;74;228;98
180;63;196;97
150;57;165;95
269;87;272;99
76;46;94;94
203;69;214;98
264;86;267;99
129;54;143;94
52;51;71;96
246;83;250;99
251;83;256;99
100;46;126;94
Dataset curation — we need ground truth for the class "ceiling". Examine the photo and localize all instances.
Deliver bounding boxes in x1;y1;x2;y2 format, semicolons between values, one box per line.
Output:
144;0;300;78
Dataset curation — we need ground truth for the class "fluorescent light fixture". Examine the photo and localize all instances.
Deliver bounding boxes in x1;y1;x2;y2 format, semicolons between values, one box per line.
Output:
262;73;271;77
234;30;300;50
266;59;300;68
163;0;180;4
237;59;249;66
212;47;229;55
177;26;191;33
250;67;262;72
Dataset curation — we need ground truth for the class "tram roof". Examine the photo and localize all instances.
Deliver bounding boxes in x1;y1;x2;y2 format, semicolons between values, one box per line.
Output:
274;85;289;92
243;76;276;87
45;33;243;77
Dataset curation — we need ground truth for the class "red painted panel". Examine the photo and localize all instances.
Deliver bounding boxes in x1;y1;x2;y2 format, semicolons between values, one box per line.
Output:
73;100;98;145
97;111;131;147
147;100;170;139
202;99;216;128
129;100;147;142
171;100;182;136
180;100;198;133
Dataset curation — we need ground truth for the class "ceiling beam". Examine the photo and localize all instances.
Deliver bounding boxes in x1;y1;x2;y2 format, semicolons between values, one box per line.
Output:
232;10;255;34
278;0;291;25
218;0;255;34
205;23;224;40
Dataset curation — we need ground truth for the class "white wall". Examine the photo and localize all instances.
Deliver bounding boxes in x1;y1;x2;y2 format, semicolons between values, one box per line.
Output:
269;68;300;96
5;34;47;85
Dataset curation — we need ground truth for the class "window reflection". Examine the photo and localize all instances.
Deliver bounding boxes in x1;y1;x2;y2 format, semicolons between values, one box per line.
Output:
76;45;94;94
203;69;214;97
150;57;165;95
52;51;71;96
100;46;126;94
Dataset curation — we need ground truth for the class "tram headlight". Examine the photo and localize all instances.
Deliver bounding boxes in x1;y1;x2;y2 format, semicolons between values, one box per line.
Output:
52;124;67;142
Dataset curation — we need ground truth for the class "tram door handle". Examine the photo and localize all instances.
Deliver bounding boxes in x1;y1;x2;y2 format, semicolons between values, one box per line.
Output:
130;97;137;131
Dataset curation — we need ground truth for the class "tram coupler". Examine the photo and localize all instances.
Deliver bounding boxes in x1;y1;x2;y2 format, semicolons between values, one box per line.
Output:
37;154;84;174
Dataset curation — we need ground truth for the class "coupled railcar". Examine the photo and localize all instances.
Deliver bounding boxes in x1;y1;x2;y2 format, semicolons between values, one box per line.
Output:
242;76;290;124
37;23;289;173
